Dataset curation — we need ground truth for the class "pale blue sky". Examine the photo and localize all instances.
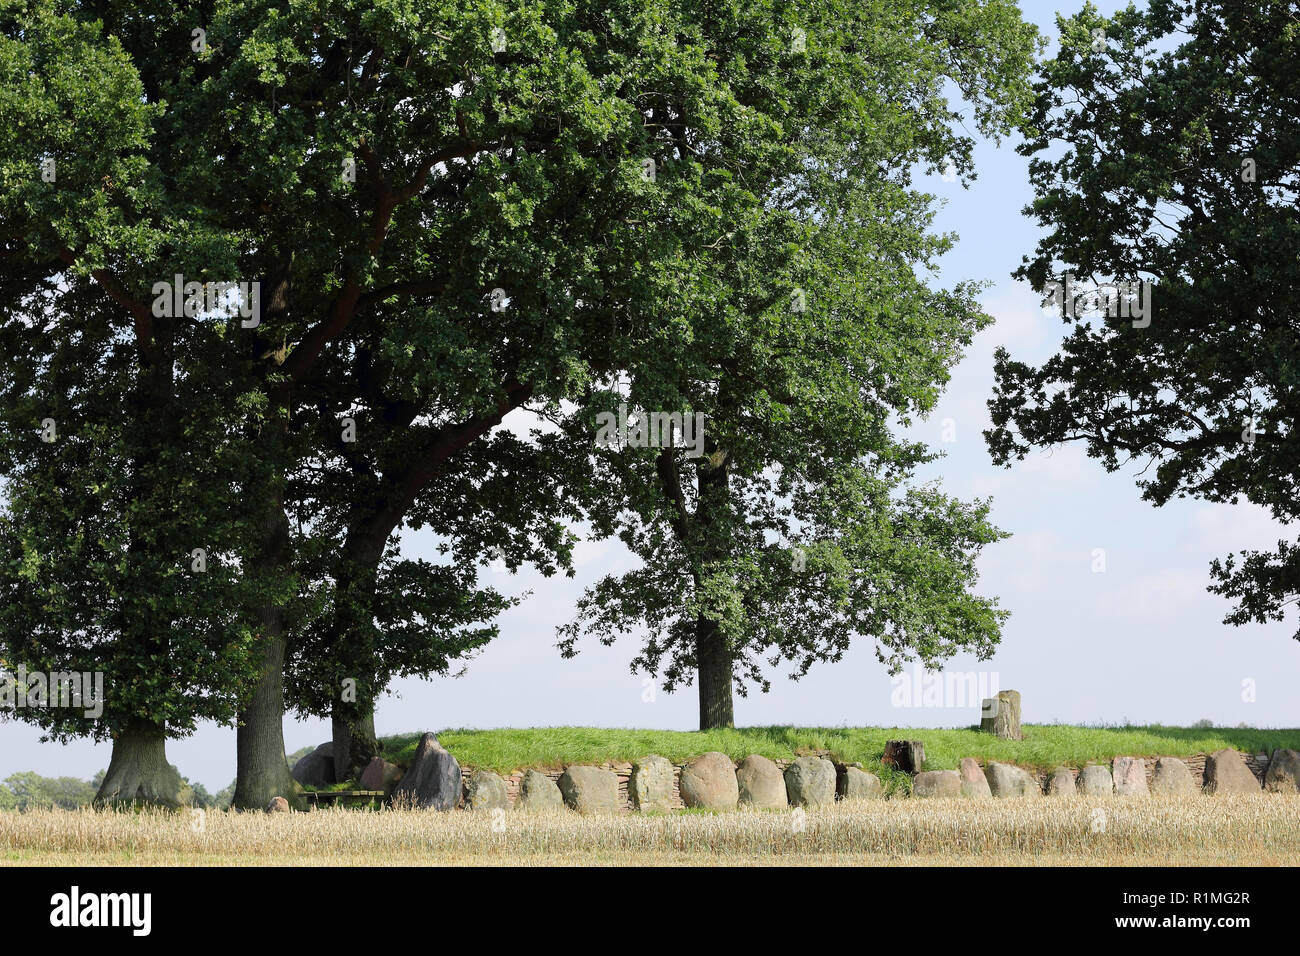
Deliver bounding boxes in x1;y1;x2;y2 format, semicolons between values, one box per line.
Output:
6;1;1297;791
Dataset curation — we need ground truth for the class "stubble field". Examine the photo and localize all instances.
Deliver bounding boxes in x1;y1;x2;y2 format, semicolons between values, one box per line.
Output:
2;794;1297;866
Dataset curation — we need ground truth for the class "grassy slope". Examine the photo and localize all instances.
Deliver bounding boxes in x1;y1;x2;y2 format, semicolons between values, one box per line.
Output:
377;724;1300;777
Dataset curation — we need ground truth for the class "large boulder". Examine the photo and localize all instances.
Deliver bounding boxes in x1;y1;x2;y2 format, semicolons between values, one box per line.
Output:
518;770;564;811
629;755;675;812
464;770;509;811
1203;749;1260;794
359;756;403;794
1112;757;1148;796
785;756;837;808
883;740;926;774
737;755;788;808
837;765;883;802
1151;757;1197;795
1265;749;1300;793
558;765;621;813
291;742;336;788
265;796;290;813
984;762;1038;798
391;733;461;810
679;752;739;810
1047;767;1076;796
913;770;961;798
959;758;992;799
1076;765;1113;796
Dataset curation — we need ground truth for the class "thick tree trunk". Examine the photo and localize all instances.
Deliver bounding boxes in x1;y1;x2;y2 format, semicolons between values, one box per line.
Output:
695;617;735;730
233;619;300;808
326;523;389;782
95;719;185;807
980;689;1022;740
332;706;379;782
232;494;300;809
694;443;735;730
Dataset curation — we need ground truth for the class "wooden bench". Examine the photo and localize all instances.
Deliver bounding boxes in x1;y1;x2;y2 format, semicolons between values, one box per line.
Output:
301;790;385;806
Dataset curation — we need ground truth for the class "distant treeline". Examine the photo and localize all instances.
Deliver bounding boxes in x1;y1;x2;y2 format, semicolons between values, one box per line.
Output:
0;771;231;811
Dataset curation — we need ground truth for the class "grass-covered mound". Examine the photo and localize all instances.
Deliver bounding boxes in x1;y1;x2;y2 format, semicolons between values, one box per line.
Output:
376;724;1300;778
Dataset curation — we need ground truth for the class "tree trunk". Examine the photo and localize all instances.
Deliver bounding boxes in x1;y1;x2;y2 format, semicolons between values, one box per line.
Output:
326;524;389;781
332;706;379;782
233;618;300;808
980;689;1022;739
695;616;735;729
694;442;735;730
95;719;185;807
232;494;300;810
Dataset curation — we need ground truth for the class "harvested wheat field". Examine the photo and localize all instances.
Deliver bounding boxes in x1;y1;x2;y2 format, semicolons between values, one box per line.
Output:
3;794;1297;866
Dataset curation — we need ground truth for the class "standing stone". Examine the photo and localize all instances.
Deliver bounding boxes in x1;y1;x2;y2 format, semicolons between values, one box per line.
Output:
784;756;837;808
837;765;884;802
913;770;961;798
518;769;564;811
979;690;1023;740
557;766;621;813
737;754;788;808
291;742;336;788
359;756;403;794
1047;767;1076;796
882;740;926;774
1076;765;1113;796
1265;749;1300;793
1203;749;1261;794
1112;757;1148;796
464;770;509;811
679;752;739;810
1151;757;1196;795
984;761;1038;797
629;755;675;811
959;758;992;799
391;733;461;810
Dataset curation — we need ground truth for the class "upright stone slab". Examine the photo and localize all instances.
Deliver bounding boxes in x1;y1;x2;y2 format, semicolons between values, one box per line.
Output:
291;742;336;788
629;755;675;811
1047;767;1076;796
1112;757;1148;796
959;758;992;798
882;740;926;774
1265;749;1300;793
679;752;739;810
737;754;788;808
359;756;403;794
558;765;621;813
785;756;837;808
979;690;1022;740
464;770;509;811
1151;757;1196;795
518;769;564;811
1076;765;1113;796
913;770;961;798
1203;749;1260;794
837;765;883;801
984;761;1038;797
391;733;461;810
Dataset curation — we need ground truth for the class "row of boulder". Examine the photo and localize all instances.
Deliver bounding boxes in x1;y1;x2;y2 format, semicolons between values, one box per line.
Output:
284;733;1300;813
918;747;1300;798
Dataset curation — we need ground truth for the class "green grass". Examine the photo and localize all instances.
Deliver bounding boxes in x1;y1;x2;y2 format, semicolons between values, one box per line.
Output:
378;724;1300;782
